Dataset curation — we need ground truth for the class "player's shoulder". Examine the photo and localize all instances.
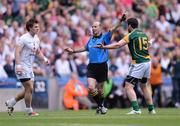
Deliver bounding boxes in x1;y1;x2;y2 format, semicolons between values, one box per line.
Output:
129;29;145;37
19;32;30;40
134;29;145;34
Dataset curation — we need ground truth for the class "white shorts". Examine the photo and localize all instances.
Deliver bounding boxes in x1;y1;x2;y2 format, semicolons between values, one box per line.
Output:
16;70;34;80
127;61;151;79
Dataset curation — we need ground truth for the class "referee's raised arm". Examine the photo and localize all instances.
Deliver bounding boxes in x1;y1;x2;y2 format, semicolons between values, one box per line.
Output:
109;13;127;34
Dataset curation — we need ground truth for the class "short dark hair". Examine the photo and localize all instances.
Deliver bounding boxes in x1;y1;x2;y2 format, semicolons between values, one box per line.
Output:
26;18;38;31
127;18;138;29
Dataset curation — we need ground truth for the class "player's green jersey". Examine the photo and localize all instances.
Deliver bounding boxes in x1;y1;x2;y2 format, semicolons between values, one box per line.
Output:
123;29;150;64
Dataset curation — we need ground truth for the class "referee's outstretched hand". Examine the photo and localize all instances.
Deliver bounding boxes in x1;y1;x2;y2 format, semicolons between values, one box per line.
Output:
64;47;74;54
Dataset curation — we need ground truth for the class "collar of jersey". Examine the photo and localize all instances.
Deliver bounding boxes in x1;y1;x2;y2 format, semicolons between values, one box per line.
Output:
93;33;102;38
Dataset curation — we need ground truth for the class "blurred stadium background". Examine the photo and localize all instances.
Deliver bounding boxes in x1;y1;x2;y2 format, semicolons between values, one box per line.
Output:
0;0;180;124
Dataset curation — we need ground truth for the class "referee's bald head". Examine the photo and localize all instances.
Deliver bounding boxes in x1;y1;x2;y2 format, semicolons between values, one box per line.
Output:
92;21;102;37
92;21;101;27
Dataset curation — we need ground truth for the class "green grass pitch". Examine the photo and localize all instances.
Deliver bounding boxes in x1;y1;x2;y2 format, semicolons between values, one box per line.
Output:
0;108;179;126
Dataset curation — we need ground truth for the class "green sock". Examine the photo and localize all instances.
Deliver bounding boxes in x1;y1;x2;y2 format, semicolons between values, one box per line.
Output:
131;101;140;111
148;104;154;111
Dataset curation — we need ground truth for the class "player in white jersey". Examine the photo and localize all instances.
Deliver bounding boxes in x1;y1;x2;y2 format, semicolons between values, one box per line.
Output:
5;19;49;116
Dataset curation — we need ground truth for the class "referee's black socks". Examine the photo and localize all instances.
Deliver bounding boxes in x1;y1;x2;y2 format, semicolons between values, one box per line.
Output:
99;96;105;107
89;89;101;107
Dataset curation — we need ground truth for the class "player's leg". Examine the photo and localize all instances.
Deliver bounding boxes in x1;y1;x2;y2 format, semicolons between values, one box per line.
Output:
15;90;25;101
22;79;33;109
125;63;145;114
5;82;25;116
22;79;39;116
125;76;141;114
6;91;25;107
140;78;156;114
140;62;156;114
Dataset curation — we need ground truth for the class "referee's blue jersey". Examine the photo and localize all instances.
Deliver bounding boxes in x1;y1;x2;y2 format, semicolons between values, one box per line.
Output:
86;31;112;63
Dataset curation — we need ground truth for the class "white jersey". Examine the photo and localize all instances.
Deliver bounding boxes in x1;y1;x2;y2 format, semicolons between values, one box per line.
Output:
16;32;40;73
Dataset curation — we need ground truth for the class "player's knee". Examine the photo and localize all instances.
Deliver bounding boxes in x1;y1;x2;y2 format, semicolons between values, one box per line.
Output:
25;85;33;93
30;86;33;93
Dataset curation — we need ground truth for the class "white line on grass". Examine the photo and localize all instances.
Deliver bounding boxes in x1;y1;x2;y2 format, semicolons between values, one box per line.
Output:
50;123;133;126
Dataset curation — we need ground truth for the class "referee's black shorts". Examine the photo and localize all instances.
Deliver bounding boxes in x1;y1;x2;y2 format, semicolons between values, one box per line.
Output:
87;62;108;83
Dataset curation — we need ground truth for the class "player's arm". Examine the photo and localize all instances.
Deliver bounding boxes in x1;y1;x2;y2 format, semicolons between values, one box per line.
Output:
15;45;23;65
64;47;86;54
95;33;129;49
95;39;127;49
36;48;49;65
109;13;126;34
15;44;23;74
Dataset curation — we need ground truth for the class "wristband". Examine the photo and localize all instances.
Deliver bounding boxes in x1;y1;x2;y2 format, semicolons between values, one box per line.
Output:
149;39;153;45
43;57;48;62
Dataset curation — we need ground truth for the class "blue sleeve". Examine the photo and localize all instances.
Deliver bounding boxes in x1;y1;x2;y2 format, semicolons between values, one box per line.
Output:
85;39;90;51
103;31;112;45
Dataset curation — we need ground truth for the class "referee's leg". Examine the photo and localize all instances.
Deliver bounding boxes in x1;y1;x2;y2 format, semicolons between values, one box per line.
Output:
87;77;100;106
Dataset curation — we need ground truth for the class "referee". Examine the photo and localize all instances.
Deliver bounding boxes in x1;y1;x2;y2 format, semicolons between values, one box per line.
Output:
65;14;126;114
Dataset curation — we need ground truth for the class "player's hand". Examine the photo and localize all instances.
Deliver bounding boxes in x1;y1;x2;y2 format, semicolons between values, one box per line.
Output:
64;47;74;54
15;64;23;75
43;57;50;65
94;43;104;48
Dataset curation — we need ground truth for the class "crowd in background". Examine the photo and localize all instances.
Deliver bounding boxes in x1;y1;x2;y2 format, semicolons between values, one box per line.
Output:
0;0;180;108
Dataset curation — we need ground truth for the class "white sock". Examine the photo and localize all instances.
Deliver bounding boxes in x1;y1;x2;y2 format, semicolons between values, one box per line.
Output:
25;107;33;114
8;98;17;107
